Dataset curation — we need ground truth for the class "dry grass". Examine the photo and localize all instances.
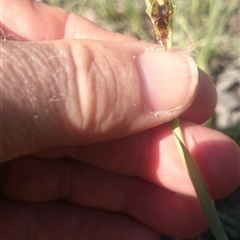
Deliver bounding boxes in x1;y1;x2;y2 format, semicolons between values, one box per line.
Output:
45;0;239;75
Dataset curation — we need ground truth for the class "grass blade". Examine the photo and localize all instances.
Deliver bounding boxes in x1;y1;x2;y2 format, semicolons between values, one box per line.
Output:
145;2;229;239
172;120;228;240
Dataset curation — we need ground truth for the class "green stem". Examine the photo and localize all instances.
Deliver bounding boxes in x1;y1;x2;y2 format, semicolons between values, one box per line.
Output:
144;2;229;239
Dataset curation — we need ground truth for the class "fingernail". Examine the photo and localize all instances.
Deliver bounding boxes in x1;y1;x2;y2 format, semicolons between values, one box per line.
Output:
137;49;198;112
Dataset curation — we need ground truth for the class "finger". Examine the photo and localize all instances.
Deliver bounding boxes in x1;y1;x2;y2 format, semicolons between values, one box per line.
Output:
79;121;240;199
2;40;203;161
1;124;239;235
10;121;238;200
1;0;216;124
181;69;217;123
0;160;207;238
1;0;136;41
0;198;159;240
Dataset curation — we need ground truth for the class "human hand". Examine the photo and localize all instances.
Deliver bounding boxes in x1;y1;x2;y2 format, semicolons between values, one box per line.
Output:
1;1;239;239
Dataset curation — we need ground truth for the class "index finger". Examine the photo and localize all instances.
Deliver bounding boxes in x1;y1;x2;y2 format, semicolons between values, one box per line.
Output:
1;0;137;41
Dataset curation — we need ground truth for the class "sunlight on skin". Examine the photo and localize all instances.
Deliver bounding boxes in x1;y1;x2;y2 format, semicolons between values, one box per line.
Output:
1;0;240;239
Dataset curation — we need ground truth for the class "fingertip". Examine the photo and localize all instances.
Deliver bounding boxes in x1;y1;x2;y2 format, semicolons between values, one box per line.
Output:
144;121;240;199
137;49;198;112
181;69;217;123
192;131;240;199
180;121;240;199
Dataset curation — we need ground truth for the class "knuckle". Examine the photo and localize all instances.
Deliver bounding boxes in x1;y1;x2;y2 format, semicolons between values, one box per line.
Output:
67;42;119;137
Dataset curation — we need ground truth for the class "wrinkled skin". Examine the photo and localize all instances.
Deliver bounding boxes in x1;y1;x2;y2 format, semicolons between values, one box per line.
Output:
1;1;240;239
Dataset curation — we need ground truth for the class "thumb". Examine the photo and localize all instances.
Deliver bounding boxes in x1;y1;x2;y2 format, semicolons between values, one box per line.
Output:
2;40;198;161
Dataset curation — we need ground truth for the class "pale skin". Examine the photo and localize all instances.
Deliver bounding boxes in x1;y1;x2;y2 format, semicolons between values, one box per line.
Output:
1;0;240;239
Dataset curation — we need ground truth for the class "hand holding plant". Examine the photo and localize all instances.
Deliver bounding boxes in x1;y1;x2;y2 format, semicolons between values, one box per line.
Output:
145;1;233;239
1;1;239;240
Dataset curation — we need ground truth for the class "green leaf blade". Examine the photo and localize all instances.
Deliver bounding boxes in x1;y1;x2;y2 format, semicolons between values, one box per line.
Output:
173;133;229;240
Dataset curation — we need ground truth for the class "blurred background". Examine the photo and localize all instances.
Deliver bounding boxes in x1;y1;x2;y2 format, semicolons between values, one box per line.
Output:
41;1;239;239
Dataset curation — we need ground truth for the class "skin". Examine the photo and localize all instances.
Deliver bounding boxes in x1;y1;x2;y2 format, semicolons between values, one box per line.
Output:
0;0;240;239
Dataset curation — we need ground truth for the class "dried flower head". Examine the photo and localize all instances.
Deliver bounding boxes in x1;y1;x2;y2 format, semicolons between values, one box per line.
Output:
145;0;176;49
